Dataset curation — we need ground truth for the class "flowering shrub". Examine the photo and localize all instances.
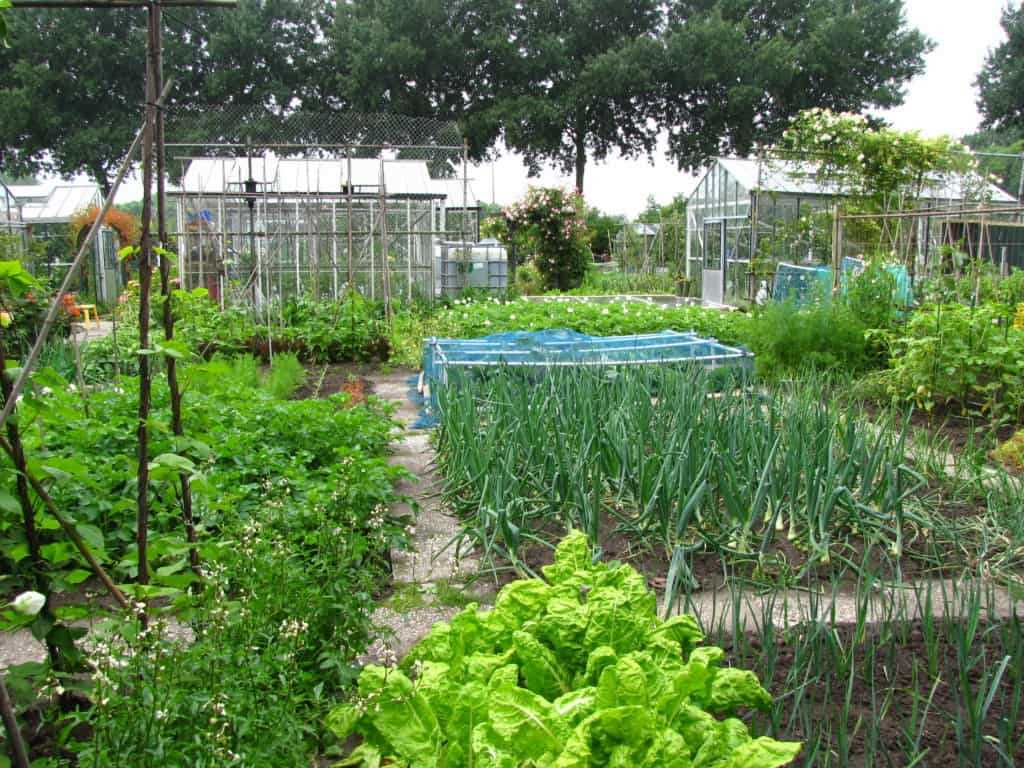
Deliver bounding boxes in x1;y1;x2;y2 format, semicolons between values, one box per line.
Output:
491;188;591;291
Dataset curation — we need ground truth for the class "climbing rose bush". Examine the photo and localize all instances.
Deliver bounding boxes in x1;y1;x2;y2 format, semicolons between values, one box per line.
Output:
491;187;591;291
327;531;802;767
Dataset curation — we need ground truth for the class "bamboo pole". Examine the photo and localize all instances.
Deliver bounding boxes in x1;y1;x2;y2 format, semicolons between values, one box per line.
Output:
153;4;199;580
135;1;160;620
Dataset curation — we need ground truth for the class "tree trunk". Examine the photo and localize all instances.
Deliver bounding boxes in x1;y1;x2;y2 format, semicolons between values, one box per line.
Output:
93;167;112;201
574;140;586;195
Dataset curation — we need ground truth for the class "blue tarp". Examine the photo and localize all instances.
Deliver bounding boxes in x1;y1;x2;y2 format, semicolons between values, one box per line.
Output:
415;328;752;427
773;259;914;307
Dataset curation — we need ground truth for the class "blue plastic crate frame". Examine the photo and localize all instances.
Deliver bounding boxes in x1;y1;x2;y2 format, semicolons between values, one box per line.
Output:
423;329;751;387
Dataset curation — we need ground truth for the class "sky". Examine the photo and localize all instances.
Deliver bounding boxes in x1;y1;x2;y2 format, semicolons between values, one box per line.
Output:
111;0;1013;217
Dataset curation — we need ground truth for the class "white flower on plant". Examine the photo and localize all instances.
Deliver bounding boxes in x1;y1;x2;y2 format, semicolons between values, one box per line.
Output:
11;590;45;616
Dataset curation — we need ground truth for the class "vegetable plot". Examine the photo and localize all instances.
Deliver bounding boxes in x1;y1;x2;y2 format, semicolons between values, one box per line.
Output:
435;365;1024;589
328;532;801;767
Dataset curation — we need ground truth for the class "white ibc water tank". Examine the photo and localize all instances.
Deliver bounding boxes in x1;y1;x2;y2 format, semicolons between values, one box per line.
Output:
435;239;508;295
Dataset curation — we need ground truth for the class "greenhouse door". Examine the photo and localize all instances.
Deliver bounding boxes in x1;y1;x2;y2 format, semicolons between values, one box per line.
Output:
701;220;725;304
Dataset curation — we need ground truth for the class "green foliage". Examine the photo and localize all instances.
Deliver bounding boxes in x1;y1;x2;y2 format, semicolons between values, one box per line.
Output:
436;365;991;579
845;259;898;330
3;358;407;761
584;207;625;258
81;289;390;381
0;260;72;358
513;261;546;296
921;259;1024;308
1;362;405;597
264;351;306;399
975;3;1024;134
964;127;1024;197
662;0;930;170
568;269;679;296
388;296;749;367
992;429;1024;473
777;108;980;209
328;532;801;767
0;1;330;190
882;302;1024;419
744;300;871;379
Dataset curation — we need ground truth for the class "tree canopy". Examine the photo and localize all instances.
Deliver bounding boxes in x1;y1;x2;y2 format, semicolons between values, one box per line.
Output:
0;0;931;195
661;0;931;171
0;0;330;194
976;3;1024;134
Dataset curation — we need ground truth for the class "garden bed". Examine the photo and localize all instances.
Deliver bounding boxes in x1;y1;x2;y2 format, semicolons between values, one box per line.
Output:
727;617;1024;767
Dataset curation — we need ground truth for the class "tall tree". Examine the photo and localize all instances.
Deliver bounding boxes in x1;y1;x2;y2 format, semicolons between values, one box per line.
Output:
661;0;932;170
976;3;1024;134
0;0;332;194
332;0;664;193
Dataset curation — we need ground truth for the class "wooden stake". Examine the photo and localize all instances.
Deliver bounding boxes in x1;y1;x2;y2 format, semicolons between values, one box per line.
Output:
135;1;159;615
0;672;29;768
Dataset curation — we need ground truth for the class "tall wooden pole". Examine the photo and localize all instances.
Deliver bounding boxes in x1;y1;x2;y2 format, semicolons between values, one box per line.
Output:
135;0;160;616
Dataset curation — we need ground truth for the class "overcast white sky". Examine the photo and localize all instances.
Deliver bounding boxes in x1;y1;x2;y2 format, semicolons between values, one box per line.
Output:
112;0;1013;217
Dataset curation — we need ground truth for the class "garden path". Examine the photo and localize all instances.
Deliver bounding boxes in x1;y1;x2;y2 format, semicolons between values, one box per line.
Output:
363;370;490;662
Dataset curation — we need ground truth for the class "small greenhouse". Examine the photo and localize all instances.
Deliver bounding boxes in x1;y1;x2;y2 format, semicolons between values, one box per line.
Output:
0;180;121;302
685;157;1019;305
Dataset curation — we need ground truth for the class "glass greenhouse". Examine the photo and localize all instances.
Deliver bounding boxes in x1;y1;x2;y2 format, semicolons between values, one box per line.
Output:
686;157;1019;305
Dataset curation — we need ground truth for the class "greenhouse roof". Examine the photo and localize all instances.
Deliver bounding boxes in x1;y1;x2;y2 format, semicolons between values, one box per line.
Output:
178;154;457;199
11;183;102;224
711;157;1016;203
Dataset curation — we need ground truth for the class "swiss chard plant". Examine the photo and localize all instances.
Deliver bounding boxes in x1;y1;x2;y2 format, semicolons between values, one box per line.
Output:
327;532;801;767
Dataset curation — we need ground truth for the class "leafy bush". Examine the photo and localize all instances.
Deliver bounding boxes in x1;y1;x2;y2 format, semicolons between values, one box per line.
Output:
2;364;405;596
744;299;870;379
883;302;1024;418
327;532;801;768
845;259;897;330
79;289;391;382
513;260;546;296
4;362;409;762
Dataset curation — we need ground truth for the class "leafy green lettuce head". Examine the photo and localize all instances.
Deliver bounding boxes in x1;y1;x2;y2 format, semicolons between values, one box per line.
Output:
329;532;801;767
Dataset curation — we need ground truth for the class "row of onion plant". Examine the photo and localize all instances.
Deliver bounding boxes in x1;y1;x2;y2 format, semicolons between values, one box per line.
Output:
435;365;1024;591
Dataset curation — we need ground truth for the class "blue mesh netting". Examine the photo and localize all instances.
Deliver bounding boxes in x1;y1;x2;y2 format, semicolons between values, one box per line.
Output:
772;263;832;304
415;329;752;427
773;260;914;307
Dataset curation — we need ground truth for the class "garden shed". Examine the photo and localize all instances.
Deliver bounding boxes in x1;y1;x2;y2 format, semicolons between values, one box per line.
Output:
686;157;1019;305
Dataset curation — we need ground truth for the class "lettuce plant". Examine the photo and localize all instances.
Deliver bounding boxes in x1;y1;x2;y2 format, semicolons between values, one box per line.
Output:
327;532;801;767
